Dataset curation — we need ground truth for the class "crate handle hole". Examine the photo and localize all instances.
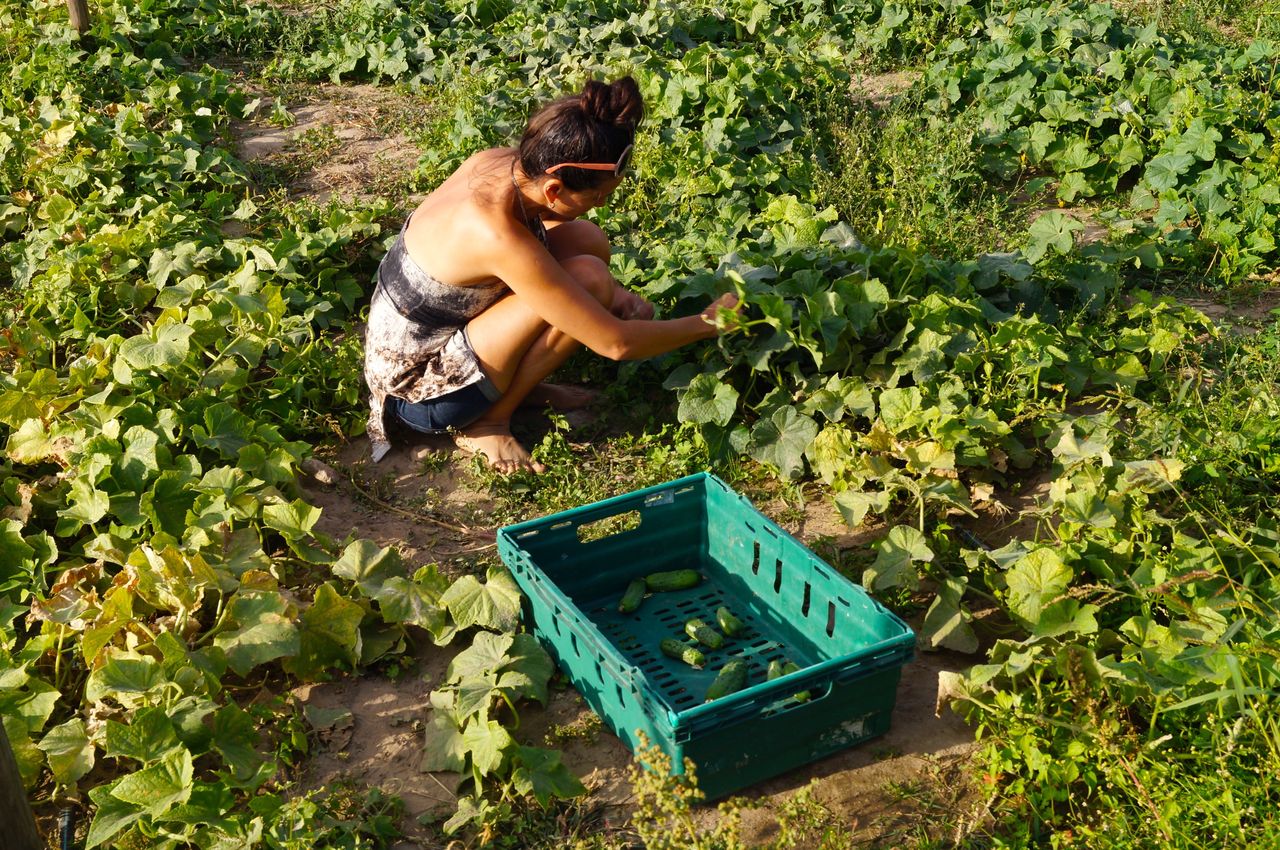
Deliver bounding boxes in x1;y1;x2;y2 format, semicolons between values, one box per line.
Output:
802;582;811;617
826;601;836;638
774;559;783;593
576;510;641;543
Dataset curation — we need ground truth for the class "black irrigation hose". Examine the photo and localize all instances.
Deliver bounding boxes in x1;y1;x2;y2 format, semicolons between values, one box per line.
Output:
59;808;76;850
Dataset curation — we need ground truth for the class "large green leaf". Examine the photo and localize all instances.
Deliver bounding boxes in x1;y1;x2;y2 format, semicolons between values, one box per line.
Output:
420;712;468;773
0;519;35;578
1143;152;1196;191
497;633;555;706
86;779;144;848
1024;211;1085;263
920;576;978;653
1005;547;1072;629
800;375;875;423
1033;599;1100;638
511;745;586;805
86;652;165;704
110;747;193;817
678;372;739;426
877;387;923;433
118;320;194;371
3;715;44;788
446;631;514;684
283;582;364;679
864;525;933;591
211;704;270;789
82;585;134;663
440;565;522;632
104;707;180;762
455;672;501;722
375;569;452;643
261;498;322;540
747;406;817;480
140;470;198;538
213;590;300;676
191;403;254;460
332;538;402;596
60;476;110;528
37;718;94;785
834;489;892;528
463;718;513;777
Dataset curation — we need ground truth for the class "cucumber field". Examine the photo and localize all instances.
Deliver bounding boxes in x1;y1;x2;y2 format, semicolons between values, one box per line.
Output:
2;0;1279;847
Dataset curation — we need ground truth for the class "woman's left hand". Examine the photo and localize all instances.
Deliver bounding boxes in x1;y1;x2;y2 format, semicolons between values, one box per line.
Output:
612;287;655;321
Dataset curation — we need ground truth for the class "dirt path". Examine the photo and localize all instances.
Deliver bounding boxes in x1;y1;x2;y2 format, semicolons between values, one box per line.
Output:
231;82;431;207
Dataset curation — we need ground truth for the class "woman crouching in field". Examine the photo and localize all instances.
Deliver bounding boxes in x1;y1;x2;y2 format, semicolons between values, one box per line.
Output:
363;76;738;472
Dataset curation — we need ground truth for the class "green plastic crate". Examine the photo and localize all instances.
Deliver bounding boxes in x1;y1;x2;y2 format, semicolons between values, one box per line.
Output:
498;472;915;799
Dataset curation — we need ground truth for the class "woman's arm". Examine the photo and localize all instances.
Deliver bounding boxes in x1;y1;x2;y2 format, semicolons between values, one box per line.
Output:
486;224;732;361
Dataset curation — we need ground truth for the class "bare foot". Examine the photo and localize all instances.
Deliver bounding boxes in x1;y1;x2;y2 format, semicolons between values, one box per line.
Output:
521;382;598;411
455;422;546;474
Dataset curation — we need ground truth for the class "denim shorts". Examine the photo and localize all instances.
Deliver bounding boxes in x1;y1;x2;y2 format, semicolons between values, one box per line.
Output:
387;379;501;435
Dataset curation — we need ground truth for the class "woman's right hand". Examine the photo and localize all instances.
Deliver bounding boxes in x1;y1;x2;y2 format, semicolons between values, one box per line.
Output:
699;292;742;337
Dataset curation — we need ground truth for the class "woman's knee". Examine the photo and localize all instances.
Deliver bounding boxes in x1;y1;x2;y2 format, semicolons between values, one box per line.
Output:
549;220;610;264
561;254;615;309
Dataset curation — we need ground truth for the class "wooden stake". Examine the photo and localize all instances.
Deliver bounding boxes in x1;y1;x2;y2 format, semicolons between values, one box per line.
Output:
0;723;43;850
66;0;91;34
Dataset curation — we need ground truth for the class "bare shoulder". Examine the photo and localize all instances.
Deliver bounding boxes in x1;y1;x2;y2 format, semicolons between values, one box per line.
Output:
401;147;539;284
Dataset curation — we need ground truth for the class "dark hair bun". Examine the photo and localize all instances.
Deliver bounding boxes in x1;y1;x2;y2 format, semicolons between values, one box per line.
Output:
581;77;643;129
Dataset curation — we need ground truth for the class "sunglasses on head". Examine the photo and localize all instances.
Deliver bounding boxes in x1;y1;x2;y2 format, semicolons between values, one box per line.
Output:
544;143;634;178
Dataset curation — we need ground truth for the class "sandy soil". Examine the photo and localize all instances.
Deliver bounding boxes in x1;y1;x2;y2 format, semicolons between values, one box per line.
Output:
1176;287;1280;331
849;70;921;106
232;83;427;206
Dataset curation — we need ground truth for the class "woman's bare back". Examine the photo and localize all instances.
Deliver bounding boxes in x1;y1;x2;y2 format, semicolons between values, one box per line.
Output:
400;148;518;289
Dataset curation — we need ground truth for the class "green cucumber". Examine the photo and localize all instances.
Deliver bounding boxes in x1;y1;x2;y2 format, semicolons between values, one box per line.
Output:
715;606;745;637
704;659;748;702
767;658;811;702
659;638;705;669
684;618;724;649
644;569;701;592
618;579;646;613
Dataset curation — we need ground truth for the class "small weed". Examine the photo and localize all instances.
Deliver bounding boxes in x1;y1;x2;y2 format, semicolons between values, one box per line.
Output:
544;712;604;747
268;97;295;127
289;123;341;166
416;447;452;474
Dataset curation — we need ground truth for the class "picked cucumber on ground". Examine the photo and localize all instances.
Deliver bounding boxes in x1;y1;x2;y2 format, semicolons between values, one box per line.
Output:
715;606;745;637
704;659;748;702
618;578;646;613
684;618;724;649
659;638;706;669
644;569;701;592
766;658;811;703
